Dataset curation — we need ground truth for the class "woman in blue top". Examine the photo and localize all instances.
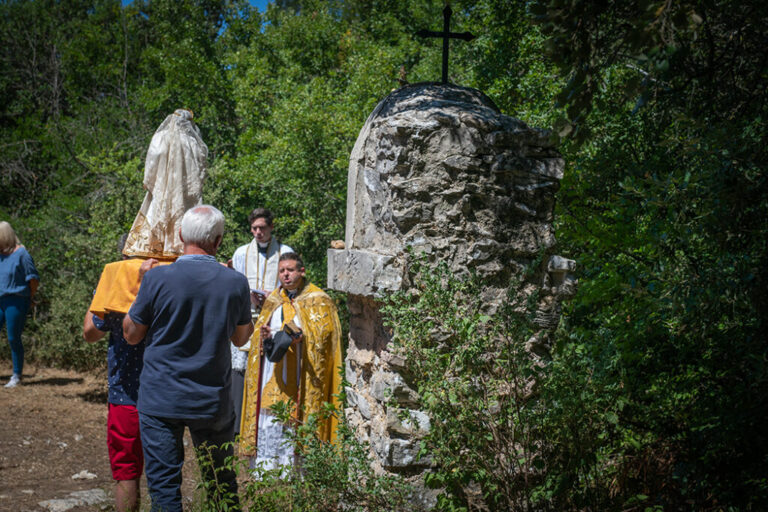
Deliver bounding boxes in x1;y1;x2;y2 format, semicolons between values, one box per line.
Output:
0;221;39;388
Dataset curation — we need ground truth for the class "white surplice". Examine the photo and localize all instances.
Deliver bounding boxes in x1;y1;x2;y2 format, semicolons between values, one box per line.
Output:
249;306;302;474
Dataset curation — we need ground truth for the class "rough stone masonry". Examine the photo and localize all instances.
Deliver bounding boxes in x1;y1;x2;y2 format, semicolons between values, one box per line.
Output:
327;83;576;504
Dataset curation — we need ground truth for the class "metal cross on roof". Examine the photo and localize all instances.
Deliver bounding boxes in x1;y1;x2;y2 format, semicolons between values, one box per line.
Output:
416;3;475;84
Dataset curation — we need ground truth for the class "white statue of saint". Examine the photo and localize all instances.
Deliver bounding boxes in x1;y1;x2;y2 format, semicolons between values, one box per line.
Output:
123;109;208;259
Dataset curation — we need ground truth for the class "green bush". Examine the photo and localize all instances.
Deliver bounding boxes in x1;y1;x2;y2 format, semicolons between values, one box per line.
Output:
380;259;647;511
382;259;550;511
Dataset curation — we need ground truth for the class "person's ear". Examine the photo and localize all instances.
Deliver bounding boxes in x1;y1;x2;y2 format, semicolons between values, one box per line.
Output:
179;229;185;244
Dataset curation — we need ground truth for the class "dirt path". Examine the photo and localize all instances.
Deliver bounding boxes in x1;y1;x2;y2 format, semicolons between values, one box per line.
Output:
0;367;203;512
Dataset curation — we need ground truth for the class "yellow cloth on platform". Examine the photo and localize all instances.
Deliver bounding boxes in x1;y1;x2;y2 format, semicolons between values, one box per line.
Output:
88;258;173;317
240;281;343;456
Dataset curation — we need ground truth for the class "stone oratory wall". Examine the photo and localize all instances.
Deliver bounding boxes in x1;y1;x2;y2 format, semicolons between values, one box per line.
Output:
327;83;575;502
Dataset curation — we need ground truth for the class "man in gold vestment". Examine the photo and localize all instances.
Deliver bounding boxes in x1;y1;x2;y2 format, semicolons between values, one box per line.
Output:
240;253;342;470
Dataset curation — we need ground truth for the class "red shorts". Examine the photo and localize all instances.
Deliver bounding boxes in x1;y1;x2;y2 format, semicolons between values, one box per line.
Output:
107;403;144;481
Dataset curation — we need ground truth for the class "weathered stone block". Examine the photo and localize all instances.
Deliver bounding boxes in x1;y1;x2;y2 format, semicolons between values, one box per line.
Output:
345;359;358;387
371;433;430;469
371;371;419;407
327;248;403;297
345;387;372;420
386;408;431;437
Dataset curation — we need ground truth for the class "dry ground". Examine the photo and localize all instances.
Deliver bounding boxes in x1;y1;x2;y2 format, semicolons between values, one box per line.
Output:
0;366;206;512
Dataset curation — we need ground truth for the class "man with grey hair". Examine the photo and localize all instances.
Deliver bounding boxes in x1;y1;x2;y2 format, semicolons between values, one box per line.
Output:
123;205;253;512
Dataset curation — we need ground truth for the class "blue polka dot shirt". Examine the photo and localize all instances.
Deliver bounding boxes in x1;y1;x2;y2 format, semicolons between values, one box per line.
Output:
92;313;144;405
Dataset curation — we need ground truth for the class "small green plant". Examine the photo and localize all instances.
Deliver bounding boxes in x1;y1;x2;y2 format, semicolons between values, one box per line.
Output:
193;440;242;512
246;399;415;511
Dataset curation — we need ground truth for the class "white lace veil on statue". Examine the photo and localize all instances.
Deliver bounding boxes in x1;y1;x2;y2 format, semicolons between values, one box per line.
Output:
123;109;208;259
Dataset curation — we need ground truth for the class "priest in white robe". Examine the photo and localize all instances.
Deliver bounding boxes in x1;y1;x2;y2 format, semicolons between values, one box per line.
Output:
229;208;292;438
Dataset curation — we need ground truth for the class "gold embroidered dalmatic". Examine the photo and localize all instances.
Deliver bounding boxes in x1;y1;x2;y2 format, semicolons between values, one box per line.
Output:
240;281;342;456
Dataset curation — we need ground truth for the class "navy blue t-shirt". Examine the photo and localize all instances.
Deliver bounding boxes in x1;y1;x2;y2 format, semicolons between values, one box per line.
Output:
92;312;143;406
128;254;251;419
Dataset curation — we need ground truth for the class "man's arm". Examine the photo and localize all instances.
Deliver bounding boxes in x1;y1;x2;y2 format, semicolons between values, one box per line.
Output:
230;273;255;347
83;312;107;343
121;258;158;346
28;278;39;297
231;321;254;348
122;315;148;346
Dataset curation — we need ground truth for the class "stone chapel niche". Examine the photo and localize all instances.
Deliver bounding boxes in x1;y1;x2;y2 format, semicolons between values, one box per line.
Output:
327;83;575;505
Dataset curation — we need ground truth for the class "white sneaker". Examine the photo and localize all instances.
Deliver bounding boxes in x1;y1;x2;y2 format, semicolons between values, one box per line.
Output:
4;374;21;388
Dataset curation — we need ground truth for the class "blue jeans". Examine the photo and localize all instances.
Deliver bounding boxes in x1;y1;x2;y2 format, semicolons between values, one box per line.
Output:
0;295;29;375
139;411;239;512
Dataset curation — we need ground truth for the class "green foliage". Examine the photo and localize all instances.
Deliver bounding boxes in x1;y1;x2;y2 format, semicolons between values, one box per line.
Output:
527;0;768;508
190;442;237;511
379;257;635;511
253;401;415;511
382;259;549;511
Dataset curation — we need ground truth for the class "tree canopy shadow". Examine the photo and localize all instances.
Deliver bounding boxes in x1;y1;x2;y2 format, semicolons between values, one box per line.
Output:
78;389;108;403
22;377;84;386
